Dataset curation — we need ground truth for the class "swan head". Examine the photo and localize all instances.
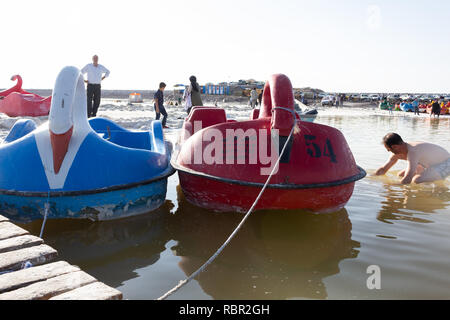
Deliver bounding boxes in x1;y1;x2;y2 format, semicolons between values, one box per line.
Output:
259;74;294;119
48;66;88;174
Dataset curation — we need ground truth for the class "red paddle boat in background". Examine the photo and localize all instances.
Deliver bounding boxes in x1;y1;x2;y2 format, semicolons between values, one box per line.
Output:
172;73;366;213
0;75;51;117
0;75;24;97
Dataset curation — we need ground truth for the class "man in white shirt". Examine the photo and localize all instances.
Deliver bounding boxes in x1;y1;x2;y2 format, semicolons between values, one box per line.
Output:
81;55;110;117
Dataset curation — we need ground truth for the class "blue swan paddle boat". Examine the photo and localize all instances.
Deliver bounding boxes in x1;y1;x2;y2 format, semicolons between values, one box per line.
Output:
0;66;174;222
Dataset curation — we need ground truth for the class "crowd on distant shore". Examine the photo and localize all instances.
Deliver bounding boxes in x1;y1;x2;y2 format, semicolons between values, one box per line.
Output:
297;92;450;116
379;97;449;117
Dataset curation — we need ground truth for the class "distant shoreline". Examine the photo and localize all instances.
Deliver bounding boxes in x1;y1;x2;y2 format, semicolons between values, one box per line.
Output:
4;89;448;101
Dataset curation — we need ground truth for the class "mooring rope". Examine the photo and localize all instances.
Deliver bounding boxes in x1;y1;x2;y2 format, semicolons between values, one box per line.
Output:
39;191;51;239
157;108;297;300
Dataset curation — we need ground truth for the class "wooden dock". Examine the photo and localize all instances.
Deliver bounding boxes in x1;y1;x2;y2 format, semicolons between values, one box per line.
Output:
0;215;122;300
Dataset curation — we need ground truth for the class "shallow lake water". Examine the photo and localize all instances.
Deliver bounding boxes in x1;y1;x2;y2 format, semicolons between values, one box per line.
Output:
2;101;449;299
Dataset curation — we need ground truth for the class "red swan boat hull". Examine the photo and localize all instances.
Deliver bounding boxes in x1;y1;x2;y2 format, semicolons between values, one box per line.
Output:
0;92;51;117
0;75;51;117
178;171;357;213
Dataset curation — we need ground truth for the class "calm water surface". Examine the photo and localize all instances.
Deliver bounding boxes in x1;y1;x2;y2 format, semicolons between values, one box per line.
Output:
5;103;450;299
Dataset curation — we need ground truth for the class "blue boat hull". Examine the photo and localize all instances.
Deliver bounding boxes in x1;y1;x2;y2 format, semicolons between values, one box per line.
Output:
400;104;414;112
0;178;170;223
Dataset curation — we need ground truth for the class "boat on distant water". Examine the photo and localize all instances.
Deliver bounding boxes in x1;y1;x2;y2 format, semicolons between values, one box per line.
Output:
294;99;318;122
0;66;174;222
400;102;414;112
379;101;392;110
128;92;144;103
0;75;23;97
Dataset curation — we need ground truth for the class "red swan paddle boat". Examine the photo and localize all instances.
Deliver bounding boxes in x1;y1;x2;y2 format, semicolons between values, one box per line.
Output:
171;74;366;213
0;75;51;117
0;75;24;97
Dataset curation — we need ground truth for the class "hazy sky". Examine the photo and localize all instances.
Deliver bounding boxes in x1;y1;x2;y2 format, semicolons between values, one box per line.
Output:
1;0;449;93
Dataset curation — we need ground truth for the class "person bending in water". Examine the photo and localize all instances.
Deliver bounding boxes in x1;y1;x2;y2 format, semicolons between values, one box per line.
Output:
375;133;450;184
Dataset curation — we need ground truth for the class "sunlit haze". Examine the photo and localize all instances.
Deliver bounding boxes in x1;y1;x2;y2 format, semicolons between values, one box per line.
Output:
1;0;449;93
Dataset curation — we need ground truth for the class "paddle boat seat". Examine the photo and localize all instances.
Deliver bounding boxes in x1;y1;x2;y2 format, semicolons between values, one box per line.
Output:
89;118;157;151
183;107;227;137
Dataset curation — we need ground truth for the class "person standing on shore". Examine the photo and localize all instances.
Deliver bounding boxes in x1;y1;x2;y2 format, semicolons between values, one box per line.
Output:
336;94;343;107
388;100;394;115
412;98;420;115
431;100;441;118
250;87;258;109
81;55;110;118
258;89;263;107
154;82;168;128
189;76;203;108
183;85;192;115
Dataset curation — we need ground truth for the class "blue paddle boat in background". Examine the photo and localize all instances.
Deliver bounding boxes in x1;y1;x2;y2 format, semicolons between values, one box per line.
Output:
400;102;414;112
0;66;174;222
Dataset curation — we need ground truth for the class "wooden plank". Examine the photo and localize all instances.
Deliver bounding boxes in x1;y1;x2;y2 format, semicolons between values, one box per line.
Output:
0;270;97;300
0;235;43;254
0;261;79;294
0;215;8;223
0;222;29;241
50;282;123;300
0;244;57;273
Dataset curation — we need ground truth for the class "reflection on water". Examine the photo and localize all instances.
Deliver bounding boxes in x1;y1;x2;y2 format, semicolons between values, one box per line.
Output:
169;186;360;299
18;202;174;288
427;117;442;132
17;185;361;300
376;182;449;224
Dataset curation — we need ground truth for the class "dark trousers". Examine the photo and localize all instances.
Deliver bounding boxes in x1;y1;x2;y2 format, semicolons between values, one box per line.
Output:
87;83;101;118
155;104;168;127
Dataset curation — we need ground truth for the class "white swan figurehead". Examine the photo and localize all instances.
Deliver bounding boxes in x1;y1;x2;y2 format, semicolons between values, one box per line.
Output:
48;66;90;174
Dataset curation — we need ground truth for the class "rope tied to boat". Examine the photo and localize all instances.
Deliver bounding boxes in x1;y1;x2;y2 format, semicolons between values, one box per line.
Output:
157;108;297;300
272;106;301;135
39;191;51;239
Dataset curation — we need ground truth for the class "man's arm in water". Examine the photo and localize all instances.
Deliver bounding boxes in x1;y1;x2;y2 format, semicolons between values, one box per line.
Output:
400;152;418;184
375;155;399;175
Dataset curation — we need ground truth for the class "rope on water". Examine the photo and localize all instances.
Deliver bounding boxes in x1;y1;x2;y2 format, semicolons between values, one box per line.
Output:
157;108;297;300
39;191;50;239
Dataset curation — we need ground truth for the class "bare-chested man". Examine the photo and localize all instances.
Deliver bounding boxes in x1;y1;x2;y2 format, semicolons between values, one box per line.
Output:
375;132;450;184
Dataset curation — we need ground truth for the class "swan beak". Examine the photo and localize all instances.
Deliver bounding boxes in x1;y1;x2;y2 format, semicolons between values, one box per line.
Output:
50;127;73;174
